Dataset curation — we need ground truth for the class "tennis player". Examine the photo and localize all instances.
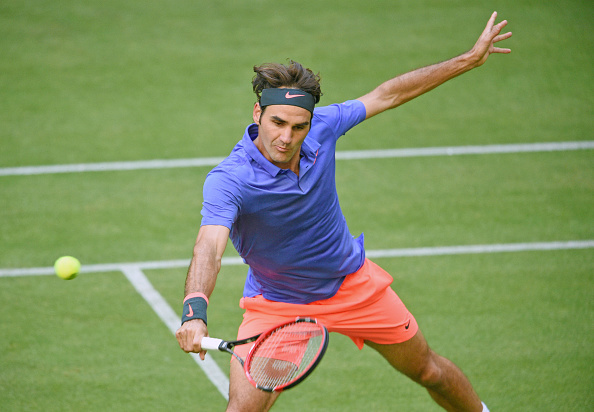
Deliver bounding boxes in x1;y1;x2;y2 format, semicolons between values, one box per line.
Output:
176;12;511;412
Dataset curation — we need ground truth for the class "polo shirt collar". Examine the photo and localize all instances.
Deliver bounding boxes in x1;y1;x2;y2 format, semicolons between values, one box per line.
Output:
299;135;321;178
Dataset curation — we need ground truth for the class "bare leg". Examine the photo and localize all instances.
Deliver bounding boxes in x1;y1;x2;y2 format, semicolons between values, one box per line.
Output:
365;330;483;412
226;358;280;412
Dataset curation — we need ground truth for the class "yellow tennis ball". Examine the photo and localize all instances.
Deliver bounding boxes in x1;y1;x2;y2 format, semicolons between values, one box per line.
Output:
54;256;81;280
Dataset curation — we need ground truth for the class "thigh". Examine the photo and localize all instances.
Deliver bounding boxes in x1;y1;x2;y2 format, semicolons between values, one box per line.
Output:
228;358;280;412
365;330;434;382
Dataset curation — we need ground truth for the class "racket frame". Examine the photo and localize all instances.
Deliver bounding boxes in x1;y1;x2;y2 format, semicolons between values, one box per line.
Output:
244;317;329;392
200;317;329;392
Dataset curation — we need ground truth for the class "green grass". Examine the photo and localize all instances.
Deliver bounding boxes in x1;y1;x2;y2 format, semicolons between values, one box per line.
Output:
1;0;593;411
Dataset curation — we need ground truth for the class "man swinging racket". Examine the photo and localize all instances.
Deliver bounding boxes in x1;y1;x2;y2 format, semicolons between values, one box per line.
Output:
176;12;512;412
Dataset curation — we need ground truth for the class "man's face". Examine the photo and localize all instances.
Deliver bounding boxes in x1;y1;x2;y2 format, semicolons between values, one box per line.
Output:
253;103;311;172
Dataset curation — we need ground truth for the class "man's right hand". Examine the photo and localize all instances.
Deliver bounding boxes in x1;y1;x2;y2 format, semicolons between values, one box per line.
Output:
176;318;208;360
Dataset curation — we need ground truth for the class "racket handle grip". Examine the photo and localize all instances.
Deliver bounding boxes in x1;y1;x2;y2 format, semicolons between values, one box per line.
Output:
200;337;223;351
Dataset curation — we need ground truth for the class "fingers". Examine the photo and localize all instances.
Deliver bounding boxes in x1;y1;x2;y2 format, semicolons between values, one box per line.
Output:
492;47;511;54
175;320;208;354
488;18;509;39
481;12;512;53
493;20;510;40
471;12;511;66
496;19;509;30
494;31;513;43
481;11;498;36
491;21;512;54
484;11;510;36
176;327;193;352
487;11;498;28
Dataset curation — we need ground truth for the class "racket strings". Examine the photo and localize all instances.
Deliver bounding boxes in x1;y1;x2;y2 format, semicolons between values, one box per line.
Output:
247;322;324;390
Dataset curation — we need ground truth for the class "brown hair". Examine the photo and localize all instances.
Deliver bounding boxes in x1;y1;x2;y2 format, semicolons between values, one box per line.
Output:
252;60;322;104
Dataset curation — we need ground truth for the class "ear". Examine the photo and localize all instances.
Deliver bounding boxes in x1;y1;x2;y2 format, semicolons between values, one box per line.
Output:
253;102;262;124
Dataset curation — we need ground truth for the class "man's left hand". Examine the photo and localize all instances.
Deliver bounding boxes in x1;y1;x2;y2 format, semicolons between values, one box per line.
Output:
471;11;512;67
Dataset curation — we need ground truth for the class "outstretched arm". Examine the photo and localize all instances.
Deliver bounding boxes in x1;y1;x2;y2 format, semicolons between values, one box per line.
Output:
175;224;230;360
358;11;512;119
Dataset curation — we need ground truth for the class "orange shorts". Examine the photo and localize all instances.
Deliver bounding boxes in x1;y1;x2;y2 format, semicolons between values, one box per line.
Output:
234;258;418;358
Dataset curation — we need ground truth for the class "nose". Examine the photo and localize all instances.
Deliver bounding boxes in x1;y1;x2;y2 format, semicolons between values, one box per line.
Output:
279;127;293;144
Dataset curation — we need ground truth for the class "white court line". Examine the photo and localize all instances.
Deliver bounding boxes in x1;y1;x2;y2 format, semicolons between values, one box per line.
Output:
365;240;594;258
121;266;230;400
1;240;593;277
1;141;592;176
335;141;594;160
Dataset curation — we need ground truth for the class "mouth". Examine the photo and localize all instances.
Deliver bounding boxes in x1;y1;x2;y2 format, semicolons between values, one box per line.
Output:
275;146;291;153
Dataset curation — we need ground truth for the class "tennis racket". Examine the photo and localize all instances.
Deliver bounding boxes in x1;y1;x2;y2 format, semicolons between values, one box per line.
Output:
200;317;329;392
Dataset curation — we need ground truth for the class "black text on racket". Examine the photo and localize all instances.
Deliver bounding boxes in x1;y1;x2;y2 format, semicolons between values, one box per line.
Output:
200;317;329;392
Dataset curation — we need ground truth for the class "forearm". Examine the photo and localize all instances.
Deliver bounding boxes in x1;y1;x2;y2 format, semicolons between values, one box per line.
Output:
177;227;227;355
183;225;230;298
184;245;220;298
361;51;477;118
383;52;475;107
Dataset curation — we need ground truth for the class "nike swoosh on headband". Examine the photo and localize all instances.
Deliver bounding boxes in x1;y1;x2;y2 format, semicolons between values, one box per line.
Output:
285;92;305;99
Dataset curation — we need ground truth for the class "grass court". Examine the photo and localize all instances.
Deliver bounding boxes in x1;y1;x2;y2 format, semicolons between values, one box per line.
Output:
1;1;592;410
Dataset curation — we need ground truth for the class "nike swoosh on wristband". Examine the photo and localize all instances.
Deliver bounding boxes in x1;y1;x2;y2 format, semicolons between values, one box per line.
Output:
186;304;194;317
285;92;305;99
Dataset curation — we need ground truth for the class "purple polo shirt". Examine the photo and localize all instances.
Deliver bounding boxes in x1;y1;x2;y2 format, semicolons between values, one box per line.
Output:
201;99;367;304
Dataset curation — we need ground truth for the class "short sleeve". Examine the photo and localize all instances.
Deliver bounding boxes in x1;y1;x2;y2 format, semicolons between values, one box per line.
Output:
200;169;242;229
312;100;367;141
